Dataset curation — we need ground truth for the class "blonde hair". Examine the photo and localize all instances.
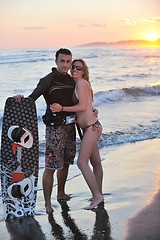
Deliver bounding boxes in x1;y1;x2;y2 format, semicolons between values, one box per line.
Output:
72;59;93;100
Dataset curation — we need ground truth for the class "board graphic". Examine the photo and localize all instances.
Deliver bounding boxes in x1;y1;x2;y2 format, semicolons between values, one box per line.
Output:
0;97;39;220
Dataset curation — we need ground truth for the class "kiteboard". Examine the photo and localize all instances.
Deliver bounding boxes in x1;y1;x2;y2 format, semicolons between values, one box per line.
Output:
0;97;39;220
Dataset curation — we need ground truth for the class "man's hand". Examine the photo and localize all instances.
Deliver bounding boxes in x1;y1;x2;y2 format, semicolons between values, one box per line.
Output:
13;95;24;102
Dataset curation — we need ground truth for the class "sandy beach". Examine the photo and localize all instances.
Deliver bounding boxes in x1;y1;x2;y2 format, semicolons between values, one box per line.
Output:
0;138;160;240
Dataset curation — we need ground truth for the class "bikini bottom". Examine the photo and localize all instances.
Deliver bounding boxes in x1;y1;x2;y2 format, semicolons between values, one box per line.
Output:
82;120;101;133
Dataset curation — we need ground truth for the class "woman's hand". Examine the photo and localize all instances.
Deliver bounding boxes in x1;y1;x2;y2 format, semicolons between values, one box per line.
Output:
50;103;63;113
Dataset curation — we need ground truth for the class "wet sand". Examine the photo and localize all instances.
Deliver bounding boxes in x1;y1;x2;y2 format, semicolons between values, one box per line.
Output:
0;139;160;240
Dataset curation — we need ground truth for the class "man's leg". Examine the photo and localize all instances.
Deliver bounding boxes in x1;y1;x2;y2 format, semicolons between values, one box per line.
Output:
57;124;76;200
42;168;55;213
57;162;71;200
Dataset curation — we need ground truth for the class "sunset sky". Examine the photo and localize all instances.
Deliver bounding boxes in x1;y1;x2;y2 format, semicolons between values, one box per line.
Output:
0;0;160;49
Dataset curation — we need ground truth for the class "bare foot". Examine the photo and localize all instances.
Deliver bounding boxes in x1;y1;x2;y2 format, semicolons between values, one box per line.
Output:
84;195;104;210
57;193;71;201
45;204;54;214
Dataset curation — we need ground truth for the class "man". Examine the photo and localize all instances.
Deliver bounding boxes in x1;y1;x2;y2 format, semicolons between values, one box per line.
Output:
16;48;76;214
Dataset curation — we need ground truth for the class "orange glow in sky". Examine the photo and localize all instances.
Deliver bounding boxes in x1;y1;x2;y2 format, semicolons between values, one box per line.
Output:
0;0;160;49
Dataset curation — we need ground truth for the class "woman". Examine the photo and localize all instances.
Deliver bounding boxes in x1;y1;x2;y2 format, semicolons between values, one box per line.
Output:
50;59;103;210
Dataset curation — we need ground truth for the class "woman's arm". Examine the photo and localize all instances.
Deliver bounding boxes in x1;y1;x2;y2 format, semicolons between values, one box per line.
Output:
50;80;89;113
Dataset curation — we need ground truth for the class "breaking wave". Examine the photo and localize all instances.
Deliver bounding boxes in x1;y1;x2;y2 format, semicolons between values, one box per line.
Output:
94;85;160;105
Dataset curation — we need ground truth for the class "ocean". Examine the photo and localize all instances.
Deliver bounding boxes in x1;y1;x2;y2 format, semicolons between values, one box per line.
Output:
0;46;160;153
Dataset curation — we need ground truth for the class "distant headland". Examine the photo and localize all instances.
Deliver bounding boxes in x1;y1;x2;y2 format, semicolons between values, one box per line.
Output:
76;39;160;47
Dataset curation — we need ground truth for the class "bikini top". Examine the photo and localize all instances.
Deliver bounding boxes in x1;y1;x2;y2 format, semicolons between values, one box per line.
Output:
72;88;79;104
72;85;93;105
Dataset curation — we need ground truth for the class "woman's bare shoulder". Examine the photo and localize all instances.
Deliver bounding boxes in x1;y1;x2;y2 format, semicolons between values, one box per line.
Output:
77;79;90;88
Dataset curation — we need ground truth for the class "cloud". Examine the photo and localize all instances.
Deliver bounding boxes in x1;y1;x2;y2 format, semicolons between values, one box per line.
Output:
0;11;7;16
109;18;137;28
141;17;160;23
113;17;160;26
90;23;107;28
117;18;137;25
78;23;107;28
78;24;88;28
22;27;47;30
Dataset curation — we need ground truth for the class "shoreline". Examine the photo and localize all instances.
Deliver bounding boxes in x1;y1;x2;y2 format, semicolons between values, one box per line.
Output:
125;191;160;240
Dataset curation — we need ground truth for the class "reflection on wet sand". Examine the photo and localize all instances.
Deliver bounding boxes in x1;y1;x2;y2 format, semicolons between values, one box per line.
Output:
91;202;113;240
48;200;88;239
48;200;112;240
48;213;65;240
6;216;46;240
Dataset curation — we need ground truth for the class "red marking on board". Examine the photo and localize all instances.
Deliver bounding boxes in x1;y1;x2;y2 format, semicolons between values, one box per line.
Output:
12;172;25;183
12;143;22;154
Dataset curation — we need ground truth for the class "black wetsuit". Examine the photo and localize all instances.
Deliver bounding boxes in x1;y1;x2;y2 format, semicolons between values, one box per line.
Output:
29;67;75;124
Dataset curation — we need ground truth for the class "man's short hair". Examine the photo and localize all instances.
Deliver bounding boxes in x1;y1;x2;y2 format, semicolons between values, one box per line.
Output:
55;48;72;61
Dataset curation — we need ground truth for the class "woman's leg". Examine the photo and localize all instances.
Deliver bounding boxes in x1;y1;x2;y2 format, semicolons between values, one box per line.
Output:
77;126;103;209
90;144;103;194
